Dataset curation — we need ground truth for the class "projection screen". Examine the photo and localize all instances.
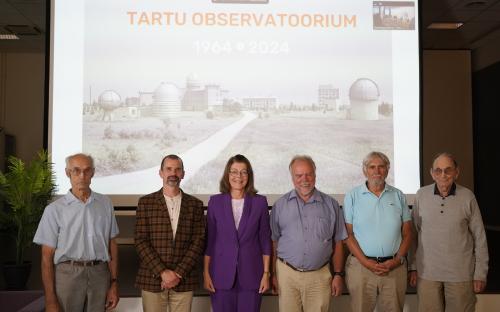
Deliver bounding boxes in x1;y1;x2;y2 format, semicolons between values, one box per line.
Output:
49;0;420;204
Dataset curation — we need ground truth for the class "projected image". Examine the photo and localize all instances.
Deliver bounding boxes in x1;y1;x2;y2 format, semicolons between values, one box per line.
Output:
83;75;393;193
51;0;420;197
373;1;416;30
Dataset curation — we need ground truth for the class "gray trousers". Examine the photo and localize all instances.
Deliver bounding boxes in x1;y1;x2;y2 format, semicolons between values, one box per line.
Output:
55;262;110;312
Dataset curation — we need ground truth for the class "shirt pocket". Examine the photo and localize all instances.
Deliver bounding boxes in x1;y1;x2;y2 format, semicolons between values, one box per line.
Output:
314;217;333;241
385;202;402;218
90;215;107;237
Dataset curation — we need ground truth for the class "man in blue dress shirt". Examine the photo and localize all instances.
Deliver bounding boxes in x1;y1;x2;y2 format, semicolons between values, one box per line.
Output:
270;155;347;312
34;153;119;312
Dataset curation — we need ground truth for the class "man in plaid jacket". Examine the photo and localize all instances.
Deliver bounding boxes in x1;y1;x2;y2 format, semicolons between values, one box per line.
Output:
135;154;205;311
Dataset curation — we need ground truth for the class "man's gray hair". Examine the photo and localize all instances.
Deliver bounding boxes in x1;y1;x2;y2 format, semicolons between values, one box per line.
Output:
362;151;391;170
432;152;458;168
289;155;316;173
65;153;95;169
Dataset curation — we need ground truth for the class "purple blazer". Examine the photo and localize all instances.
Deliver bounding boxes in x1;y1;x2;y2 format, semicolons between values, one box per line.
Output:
205;193;272;290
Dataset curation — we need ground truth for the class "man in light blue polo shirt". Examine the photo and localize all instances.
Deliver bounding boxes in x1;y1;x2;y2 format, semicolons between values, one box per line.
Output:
34;153;119;312
344;151;412;312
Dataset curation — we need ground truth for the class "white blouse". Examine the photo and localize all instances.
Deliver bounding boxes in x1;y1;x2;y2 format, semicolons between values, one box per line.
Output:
231;198;245;229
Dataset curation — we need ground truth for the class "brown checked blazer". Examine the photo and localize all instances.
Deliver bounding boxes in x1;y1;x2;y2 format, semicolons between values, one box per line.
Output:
134;189;205;292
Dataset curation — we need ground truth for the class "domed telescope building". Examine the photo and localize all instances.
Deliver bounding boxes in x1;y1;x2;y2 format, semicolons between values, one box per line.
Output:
349;78;381;120
152;82;182;117
98;90;121;121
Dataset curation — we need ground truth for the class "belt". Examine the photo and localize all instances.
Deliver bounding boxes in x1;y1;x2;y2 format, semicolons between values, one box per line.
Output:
365;255;394;263
278;257;328;272
61;260;103;266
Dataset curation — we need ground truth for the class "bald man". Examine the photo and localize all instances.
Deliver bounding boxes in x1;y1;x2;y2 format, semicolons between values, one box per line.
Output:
34;153;119;312
409;153;489;312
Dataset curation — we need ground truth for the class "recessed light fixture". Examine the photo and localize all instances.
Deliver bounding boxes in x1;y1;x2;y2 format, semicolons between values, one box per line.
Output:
427;22;464;30
0;34;20;40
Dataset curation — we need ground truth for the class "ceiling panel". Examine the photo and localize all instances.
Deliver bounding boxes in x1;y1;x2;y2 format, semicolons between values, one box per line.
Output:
12;2;46;31
0;1;31;26
489;1;500;9
457;20;500;43
435;9;484;22
472;10;500;21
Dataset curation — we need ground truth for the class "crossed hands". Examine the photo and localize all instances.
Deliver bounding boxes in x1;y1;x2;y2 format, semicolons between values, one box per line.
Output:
363;258;400;276
161;269;180;290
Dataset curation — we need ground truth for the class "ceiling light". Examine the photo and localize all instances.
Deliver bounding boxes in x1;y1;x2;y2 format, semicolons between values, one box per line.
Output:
0;34;20;40
427;22;464;30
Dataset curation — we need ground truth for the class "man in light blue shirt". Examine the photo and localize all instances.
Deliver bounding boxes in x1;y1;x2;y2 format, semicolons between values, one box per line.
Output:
344;151;412;312
271;155;347;312
34;153;119;312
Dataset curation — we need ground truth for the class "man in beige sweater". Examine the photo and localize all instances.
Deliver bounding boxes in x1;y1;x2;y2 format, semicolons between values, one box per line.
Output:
409;152;489;312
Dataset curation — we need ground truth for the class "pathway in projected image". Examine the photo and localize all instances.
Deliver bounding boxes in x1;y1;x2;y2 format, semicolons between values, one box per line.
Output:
182;111;394;195
91;111;257;193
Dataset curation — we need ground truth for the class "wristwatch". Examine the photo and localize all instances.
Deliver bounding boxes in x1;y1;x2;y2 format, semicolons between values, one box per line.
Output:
333;271;345;277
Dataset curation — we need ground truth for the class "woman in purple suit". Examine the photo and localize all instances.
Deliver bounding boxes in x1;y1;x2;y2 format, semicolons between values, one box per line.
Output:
204;154;272;312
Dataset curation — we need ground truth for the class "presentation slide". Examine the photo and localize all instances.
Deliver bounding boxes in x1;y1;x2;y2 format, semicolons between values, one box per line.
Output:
49;0;420;201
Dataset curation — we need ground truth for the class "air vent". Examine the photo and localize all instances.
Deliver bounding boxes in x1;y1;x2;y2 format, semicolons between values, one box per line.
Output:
4;25;40;36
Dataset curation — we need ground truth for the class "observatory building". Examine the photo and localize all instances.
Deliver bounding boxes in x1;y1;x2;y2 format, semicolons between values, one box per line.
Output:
349;78;380;120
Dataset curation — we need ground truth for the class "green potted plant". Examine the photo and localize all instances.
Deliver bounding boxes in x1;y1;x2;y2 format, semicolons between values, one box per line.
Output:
0;150;56;290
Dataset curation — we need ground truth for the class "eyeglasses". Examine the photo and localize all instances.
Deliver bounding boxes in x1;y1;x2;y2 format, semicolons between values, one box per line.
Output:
229;170;249;177
432;167;455;176
68;167;94;177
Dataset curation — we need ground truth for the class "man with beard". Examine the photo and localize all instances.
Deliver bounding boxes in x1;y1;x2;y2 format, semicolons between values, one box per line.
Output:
135;154;205;312
344;151;412;312
270;155;347;312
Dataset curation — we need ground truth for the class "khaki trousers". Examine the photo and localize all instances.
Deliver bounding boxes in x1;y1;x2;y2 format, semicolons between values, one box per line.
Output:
142;289;193;312
417;278;477;312
55;261;110;312
276;259;332;312
345;255;407;312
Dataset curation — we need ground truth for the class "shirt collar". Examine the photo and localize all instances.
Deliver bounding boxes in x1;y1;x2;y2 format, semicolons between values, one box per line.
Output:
433;183;456;197
163;191;182;202
361;182;391;195
288;188;322;203
64;189;95;205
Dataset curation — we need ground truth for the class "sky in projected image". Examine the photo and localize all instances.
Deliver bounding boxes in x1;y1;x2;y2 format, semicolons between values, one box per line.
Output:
51;0;420;196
